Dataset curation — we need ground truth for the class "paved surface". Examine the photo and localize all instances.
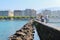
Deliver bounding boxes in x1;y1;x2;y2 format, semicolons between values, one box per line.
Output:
35;20;60;31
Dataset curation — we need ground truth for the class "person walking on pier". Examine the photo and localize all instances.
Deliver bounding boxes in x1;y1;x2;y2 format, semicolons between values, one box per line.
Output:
44;15;49;23
40;15;45;22
40;15;49;23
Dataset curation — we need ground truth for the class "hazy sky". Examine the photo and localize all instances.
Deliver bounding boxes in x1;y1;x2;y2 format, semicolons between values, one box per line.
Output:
0;0;60;10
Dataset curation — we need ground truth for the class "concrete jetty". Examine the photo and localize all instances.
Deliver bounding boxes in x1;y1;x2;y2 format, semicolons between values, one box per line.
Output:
9;22;34;40
33;20;60;40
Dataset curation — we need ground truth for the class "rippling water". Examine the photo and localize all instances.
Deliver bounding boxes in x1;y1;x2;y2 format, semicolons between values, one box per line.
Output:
0;20;28;40
48;18;60;27
0;20;40;40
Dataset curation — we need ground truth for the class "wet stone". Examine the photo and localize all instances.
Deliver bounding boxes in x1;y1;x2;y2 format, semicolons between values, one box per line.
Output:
9;23;34;40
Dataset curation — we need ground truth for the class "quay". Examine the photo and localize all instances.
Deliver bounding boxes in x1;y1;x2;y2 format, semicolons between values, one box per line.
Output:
9;19;60;40
9;22;35;40
33;20;60;40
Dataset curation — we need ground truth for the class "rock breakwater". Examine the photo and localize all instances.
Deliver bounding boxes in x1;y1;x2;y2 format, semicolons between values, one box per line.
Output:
9;22;34;40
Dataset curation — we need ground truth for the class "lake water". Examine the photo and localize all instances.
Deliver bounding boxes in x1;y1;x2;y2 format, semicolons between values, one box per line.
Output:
48;18;60;27
0;20;28;40
0;20;40;40
0;18;59;40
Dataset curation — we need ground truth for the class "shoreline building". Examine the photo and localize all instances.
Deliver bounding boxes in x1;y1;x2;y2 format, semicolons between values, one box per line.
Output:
31;9;36;17
0;10;14;16
14;10;24;16
0;11;9;16
14;9;36;17
41;10;51;17
51;10;60;18
0;9;36;17
41;10;60;18
24;9;36;17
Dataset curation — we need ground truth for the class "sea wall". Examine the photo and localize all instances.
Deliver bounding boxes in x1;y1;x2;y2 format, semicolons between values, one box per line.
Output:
33;21;60;40
9;22;34;40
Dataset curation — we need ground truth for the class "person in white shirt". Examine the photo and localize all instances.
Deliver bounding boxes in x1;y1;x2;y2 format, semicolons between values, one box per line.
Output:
44;15;49;23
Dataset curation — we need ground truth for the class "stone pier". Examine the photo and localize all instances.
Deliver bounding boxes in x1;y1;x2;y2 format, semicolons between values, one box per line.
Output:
9;22;35;40
33;20;60;40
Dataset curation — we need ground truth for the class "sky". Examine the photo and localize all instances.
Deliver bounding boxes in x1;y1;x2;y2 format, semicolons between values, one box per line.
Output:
0;0;60;10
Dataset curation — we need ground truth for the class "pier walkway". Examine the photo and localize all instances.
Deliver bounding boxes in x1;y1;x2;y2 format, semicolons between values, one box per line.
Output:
33;20;60;40
9;20;60;40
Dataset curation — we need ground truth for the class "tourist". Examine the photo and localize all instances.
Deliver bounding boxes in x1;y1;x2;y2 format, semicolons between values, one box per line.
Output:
45;15;49;23
40;15;45;22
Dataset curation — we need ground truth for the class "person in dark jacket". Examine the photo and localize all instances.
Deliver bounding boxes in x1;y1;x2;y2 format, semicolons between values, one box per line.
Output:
40;15;44;22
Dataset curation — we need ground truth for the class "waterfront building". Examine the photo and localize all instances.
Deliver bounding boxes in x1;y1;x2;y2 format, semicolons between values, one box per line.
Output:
41;10;51;17
31;9;36;17
40;10;60;18
0;9;36;17
51;11;60;18
0;11;9;16
36;13;42;19
14;10;24;16
21;11;25;16
24;9;31;16
24;9;36;17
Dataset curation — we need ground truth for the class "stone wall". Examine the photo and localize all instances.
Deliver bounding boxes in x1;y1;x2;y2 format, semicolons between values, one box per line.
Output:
33;21;60;40
9;23;35;40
